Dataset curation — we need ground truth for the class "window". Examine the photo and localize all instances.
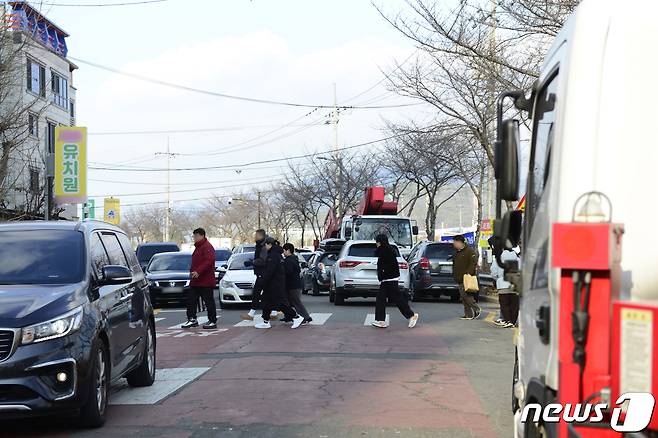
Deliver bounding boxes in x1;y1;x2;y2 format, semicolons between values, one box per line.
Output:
228;253;254;271
116;233;141;275
348;243;400;258
424;244;454;260
46;121;56;153
28;113;38;137
26;58;45;97
90;233;110;275
100;233;129;267
527;72;558;230
29;166;39;193
51;70;68;108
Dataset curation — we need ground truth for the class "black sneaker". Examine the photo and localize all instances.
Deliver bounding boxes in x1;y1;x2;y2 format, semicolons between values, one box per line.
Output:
181;319;198;328
203;321;217;329
302;318;313;325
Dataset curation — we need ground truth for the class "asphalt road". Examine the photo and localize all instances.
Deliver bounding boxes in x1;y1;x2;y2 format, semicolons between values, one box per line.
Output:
4;294;516;438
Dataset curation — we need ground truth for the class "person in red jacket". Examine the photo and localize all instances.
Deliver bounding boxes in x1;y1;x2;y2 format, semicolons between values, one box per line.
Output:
182;228;217;329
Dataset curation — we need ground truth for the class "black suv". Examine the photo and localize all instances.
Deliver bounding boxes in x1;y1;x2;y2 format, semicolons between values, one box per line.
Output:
302;239;344;296
407;241;460;301
0;221;156;427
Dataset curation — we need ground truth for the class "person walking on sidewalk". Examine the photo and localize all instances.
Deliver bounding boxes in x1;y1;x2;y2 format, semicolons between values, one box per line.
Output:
372;234;419;329
282;243;312;325
241;229;278;321
452;235;480;320
255;237;304;330
491;247;520;328
182;228;218;329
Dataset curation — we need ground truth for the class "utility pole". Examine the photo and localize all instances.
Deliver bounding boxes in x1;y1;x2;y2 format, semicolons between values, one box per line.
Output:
155;137;178;241
257;191;262;229
329;83;342;218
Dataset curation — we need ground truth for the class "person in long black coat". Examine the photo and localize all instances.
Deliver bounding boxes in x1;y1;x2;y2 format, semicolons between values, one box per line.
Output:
373;234;419;329
255;237;304;329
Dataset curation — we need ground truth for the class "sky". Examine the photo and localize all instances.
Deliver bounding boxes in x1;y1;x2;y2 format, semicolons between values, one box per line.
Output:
36;0;434;214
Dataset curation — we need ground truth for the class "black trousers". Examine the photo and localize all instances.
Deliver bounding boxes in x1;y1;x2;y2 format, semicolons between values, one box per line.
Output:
375;281;414;322
186;286;217;323
286;288;311;320
251;276;264;310
261;289;297;322
499;293;519;324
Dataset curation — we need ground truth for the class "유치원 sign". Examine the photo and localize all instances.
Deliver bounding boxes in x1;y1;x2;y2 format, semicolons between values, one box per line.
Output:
54;127;87;204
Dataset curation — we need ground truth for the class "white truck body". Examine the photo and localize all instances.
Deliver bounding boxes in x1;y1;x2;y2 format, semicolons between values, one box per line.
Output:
339;215;415;256
515;0;658;434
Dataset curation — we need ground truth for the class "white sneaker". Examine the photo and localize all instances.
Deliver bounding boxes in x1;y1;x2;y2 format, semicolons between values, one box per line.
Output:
371;321;388;328
255;321;271;329
291;316;304;329
408;313;419;329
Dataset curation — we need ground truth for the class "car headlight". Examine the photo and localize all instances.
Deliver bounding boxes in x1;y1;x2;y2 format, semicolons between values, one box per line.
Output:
21;307;84;345
220;279;234;289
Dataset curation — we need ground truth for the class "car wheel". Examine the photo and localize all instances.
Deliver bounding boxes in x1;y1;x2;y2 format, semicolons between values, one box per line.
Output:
409;281;418;302
329;290;335;303
334;287;345;306
79;340;109;428
450;293;460;303
127;322;156;387
312;283;320;296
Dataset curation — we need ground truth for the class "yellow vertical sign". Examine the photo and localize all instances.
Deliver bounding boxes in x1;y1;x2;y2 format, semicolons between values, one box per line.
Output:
54;126;87;204
104;197;120;225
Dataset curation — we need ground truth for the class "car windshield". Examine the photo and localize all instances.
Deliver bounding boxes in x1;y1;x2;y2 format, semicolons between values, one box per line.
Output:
148;254;191;272
229;253;254;270
215;249;232;261
299;253;314;262
348;244;400;258
0;230;85;285
240;245;255;253
352;218;412;248
318;253;337;266
137;245;179;262
425;244;454;260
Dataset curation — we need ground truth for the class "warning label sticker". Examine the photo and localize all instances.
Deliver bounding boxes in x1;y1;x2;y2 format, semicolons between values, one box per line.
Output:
620;308;653;394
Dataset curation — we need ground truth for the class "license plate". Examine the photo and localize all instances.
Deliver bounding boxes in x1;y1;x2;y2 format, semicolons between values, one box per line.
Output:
162;287;184;294
439;265;452;274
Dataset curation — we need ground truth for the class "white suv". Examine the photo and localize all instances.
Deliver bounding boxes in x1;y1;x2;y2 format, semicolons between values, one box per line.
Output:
330;240;410;305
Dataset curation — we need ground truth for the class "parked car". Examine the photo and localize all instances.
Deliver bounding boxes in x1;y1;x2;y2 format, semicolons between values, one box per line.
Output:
0;221;156;427
302;251;337;296
330;240;409;305
214;248;232;283
407;241;460;302
232;243;256;254
297;251;315;265
219;253;256;308
146;252;192;307
135;242;180;271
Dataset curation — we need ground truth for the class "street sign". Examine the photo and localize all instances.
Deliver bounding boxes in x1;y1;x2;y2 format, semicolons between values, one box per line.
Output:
88;199;95;219
54;127;87;204
104;197;120;225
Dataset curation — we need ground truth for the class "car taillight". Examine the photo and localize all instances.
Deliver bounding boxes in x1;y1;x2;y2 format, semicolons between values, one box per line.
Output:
419;257;430;270
398;261;409;270
339;260;365;269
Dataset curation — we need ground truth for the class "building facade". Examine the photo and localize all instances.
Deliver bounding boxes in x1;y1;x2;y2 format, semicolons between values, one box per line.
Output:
1;1;77;219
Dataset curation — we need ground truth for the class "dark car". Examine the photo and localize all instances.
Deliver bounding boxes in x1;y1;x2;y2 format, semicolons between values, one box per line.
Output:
407;241;460;301
0;221;156;427
146;252;192;306
302;240;344;296
135;242;180;272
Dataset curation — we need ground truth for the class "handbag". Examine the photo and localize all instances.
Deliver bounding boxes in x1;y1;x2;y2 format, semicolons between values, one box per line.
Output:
463;274;479;293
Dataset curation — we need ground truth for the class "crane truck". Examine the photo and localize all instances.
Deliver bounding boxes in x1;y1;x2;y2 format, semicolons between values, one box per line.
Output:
323;186;419;256
492;1;658;436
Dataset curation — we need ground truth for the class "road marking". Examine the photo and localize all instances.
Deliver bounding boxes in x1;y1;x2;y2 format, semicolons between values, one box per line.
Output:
109;367;210;405
156;329;229;338
485;312;496;323
309;313;332;325
154;317;166;323
364;313;389;326
153;309;160;315
234;316;265;327
156;309;186;313
168;316;208;329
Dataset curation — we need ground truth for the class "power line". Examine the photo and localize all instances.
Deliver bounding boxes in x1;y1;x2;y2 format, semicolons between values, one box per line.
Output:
37;0;167;6
88;134;398;172
87;122;323;136
70;57;421;109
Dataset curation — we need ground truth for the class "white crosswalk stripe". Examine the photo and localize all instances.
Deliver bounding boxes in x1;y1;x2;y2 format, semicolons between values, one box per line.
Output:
364;313;389;326
308;313;332;325
154;317;166;323
168;316;208;329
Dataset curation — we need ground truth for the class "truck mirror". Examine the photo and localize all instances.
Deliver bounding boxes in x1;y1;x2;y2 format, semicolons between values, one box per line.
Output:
412;225;419;236
495;119;520;202
493;210;523;253
344;227;352;238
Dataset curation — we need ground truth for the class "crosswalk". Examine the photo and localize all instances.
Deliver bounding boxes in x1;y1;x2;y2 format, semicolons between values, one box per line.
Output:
154;312;401;328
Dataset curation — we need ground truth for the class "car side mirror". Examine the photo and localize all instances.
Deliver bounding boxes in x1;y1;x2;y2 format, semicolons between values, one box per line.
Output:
495;119;521;202
492;210;523;264
412;225;419;236
99;265;132;286
344;227;352;238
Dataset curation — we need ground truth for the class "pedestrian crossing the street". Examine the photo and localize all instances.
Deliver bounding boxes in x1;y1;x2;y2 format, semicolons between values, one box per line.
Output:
233;313;333;327
167;316;209;329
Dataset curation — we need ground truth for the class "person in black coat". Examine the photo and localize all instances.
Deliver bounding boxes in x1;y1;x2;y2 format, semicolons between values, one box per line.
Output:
373;234;419;329
282;243;312;324
241;229;272;321
255;237;304;329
